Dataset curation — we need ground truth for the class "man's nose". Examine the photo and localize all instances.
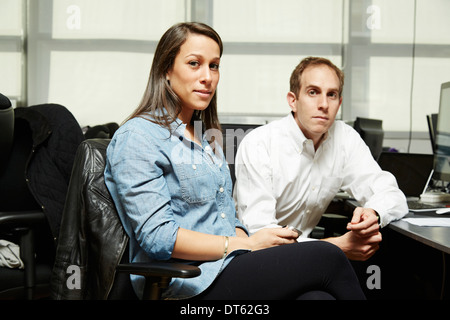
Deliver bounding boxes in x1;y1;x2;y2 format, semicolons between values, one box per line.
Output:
318;93;329;110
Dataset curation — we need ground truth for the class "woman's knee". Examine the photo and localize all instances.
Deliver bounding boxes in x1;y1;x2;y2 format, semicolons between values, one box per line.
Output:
301;240;346;257
316;240;347;258
299;240;350;269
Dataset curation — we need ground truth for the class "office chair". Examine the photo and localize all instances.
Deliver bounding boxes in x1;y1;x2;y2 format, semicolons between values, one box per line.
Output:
1;101;85;299
353;117;384;160
84;122;119;139
221;123;260;186
0;93;14;169
0;96;52;299
51;139;200;300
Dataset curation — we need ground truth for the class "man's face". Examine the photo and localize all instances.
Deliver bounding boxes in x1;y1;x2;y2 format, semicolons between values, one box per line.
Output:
287;64;342;146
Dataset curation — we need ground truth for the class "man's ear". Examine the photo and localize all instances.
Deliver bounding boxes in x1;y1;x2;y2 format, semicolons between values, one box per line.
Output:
335;96;343;114
286;91;298;113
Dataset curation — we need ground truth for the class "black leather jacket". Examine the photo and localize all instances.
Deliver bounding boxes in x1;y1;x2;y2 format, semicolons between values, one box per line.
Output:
15;104;85;239
50;139;128;299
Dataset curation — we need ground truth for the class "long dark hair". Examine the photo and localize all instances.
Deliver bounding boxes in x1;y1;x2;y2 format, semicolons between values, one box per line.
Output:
127;22;223;132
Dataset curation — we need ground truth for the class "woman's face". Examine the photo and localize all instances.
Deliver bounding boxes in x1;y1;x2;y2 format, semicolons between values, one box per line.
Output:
166;33;221;123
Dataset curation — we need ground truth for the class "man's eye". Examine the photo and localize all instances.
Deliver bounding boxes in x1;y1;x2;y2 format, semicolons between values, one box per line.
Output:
308;90;317;96
328;92;338;99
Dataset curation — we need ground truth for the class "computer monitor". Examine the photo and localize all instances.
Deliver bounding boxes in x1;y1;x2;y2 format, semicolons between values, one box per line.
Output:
426;113;438;153
353;117;384;160
432;81;450;182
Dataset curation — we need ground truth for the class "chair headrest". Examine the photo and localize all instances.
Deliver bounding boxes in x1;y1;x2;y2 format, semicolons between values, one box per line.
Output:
0;94;14;171
0;93;12;110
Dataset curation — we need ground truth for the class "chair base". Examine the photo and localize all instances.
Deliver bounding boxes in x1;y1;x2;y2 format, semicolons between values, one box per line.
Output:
0;264;52;300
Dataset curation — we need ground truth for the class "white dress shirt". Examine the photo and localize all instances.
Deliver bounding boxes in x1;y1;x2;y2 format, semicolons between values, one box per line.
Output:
233;113;408;238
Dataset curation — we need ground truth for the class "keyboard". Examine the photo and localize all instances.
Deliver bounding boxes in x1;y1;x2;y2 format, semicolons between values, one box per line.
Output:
407;199;448;212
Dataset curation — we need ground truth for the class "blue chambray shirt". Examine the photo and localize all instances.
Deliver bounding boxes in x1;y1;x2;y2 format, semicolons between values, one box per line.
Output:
104;115;248;299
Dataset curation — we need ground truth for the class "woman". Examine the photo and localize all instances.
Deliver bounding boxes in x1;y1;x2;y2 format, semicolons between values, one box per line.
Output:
104;22;365;300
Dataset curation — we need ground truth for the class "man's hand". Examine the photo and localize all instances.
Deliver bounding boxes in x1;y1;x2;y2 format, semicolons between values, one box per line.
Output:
324;230;381;261
323;207;382;261
347;207;380;237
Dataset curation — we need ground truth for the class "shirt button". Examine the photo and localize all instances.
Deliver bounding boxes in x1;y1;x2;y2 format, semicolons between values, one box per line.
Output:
219;187;224;193
220;213;226;219
205;145;211;152
192;164;197;170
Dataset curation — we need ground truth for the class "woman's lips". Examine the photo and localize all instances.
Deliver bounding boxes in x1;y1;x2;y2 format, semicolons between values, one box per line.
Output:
194;90;212;98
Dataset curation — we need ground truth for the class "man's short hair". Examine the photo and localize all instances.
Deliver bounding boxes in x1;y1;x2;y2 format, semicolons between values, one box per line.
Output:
289;56;344;97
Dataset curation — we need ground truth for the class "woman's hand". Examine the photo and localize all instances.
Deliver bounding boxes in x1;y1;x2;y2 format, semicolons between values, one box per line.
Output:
230;227;299;252
172;226;298;262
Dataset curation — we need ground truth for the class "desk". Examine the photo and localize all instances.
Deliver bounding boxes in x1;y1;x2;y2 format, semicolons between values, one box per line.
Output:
389;212;450;255
345;199;450;254
345;199;450;299
385;215;450;300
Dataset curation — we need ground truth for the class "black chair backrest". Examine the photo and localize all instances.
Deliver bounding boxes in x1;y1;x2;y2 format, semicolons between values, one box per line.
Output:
221;123;261;186
0;94;14;173
0;116;40;211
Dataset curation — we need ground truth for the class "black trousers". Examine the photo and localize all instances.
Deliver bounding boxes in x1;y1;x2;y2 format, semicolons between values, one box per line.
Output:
197;241;366;300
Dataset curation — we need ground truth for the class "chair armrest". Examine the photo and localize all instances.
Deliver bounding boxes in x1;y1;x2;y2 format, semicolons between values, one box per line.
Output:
116;262;201;299
117;261;201;279
0;210;46;227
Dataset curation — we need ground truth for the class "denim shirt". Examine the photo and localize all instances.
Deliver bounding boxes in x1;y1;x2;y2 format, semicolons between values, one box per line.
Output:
104;115;248;299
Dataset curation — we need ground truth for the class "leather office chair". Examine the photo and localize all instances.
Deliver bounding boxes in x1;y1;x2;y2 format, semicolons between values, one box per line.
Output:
0;95;53;299
51;139;200;300
221;123;261;186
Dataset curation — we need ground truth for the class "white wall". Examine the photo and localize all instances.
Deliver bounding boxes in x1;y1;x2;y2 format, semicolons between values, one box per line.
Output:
1;0;449;146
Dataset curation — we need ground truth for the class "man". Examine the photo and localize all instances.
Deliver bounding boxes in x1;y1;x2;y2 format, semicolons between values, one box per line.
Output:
233;57;408;261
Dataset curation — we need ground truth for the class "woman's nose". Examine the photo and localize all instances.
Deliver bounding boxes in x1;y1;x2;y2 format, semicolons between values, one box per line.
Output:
200;66;212;84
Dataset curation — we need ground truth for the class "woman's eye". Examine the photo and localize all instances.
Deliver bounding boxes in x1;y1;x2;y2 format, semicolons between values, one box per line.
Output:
189;61;200;67
210;63;220;70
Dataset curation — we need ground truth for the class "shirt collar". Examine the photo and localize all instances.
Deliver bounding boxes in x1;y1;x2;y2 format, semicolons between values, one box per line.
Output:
171;118;187;136
285;112;307;151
